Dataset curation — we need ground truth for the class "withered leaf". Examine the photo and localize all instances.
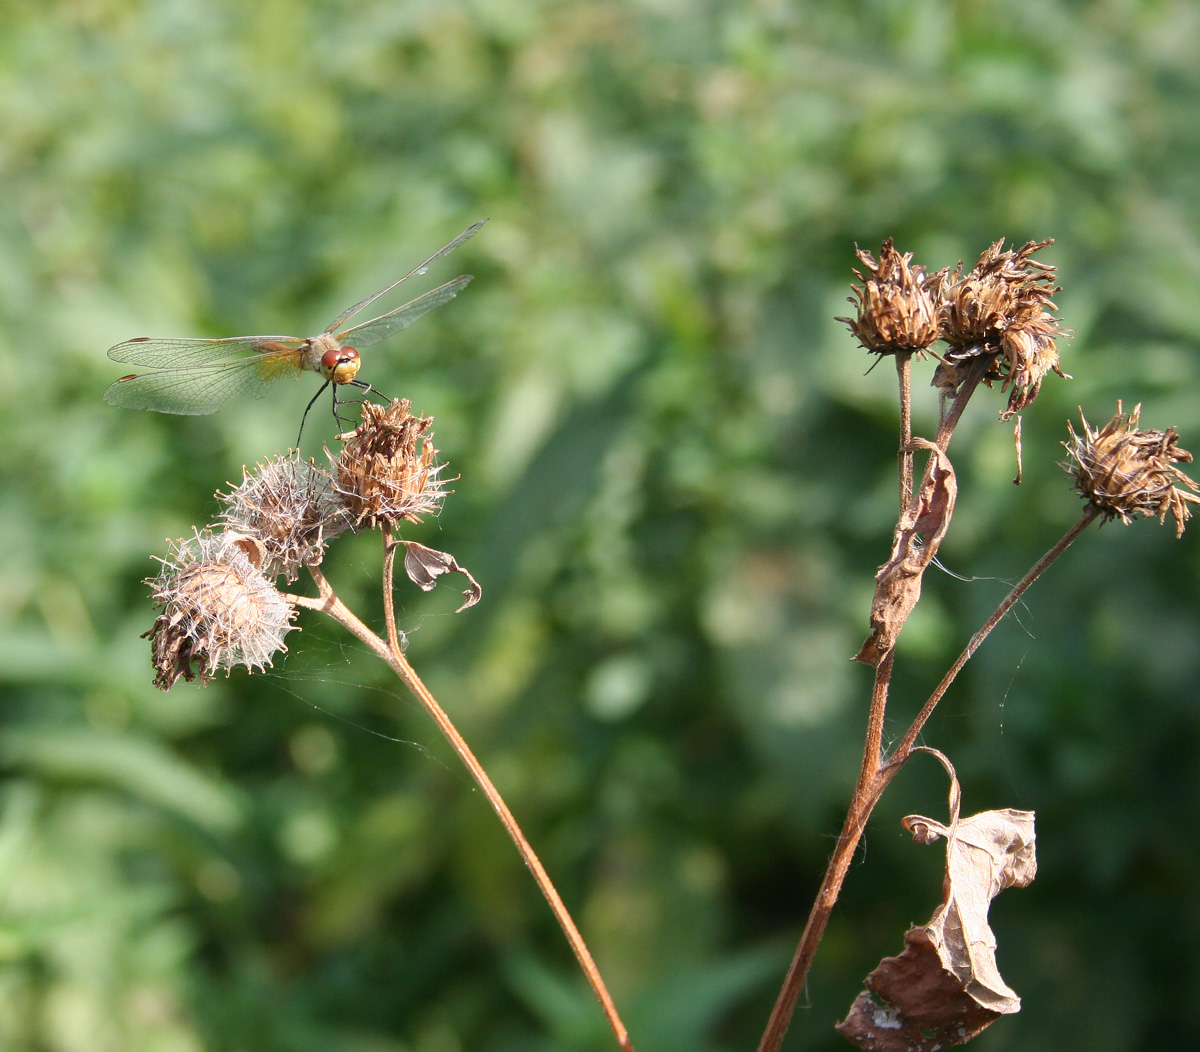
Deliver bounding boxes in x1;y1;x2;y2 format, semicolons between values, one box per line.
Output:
836;928;1001;1051
402;541;482;612
912;808;1037;1011
854;440;957;665
837;806;1036;1051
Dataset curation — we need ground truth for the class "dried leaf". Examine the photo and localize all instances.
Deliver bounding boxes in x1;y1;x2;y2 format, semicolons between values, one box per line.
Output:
838;752;1036;1050
402;541;482;612
904;807;1037;1011
854;440;957;665
835;929;1002;1051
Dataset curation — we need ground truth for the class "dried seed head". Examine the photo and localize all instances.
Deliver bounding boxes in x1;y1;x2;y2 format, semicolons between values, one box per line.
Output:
1063;403;1200;537
938;239;1067;415
218;451;349;582
331;399;449;531
942;239;1057;346
837;240;943;355
145;530;296;690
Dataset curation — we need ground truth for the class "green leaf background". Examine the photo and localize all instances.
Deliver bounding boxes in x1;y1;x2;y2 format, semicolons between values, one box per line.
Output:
2;1;1199;1049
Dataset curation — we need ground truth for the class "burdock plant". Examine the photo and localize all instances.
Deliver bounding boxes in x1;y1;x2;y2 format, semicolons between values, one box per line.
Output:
135;241;1200;1052
145;398;630;1050
756;237;1200;1052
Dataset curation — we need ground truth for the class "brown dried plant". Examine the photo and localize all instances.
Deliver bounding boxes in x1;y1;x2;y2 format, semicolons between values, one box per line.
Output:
754;238;1198;1052
144;398;631;1052
134;240;1198;1052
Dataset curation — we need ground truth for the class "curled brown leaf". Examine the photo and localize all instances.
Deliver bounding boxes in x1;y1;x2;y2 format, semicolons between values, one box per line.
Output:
837;797;1037;1051
854;440;957;666
402;540;482;612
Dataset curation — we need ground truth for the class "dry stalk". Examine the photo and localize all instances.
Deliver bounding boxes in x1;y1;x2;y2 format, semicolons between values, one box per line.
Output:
289;565;634;1052
147;400;633;1052
760;236;1132;1052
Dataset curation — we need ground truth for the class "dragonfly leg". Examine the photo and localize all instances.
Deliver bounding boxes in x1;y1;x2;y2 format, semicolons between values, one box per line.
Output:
330;382;360;432
332;379;394;429
349;378;394;403
296;380;332;448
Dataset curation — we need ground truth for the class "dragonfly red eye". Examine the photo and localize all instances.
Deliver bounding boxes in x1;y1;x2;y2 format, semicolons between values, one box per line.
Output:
321;346;361;384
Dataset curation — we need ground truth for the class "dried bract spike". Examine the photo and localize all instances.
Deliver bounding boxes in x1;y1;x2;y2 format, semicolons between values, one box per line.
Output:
218;451;350;582
938;238;1067;415
837;240;943;356
1063;402;1200;537
998;314;1067;420
145;530;296;690
332;399;449;531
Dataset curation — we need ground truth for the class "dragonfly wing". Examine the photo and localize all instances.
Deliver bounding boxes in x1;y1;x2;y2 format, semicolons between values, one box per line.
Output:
324;219;487;334
336;275;474;350
103;350;303;415
107;335;304;368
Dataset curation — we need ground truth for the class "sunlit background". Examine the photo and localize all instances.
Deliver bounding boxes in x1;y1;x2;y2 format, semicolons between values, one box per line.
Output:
3;1;1200;1049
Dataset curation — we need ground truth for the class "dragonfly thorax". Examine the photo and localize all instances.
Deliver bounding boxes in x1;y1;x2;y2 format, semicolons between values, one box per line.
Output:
318;343;361;385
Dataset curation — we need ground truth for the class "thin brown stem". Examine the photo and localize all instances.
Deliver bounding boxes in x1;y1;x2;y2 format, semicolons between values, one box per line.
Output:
860;648;893;790
896;353;914;505
380;524;403;657
887;504;1100;765
757;651;895;1052
934;355;990;450
289;566;634;1052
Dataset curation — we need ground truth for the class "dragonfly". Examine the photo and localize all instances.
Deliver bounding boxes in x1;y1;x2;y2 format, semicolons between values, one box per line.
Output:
104;220;486;422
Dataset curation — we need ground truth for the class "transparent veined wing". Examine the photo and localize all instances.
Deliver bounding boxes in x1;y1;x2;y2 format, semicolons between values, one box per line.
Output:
324;219;487;334
103;347;306;415
335;275;474;351
108;335;305;368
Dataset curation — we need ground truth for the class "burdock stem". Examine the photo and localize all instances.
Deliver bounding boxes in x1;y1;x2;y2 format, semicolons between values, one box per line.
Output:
888;503;1100;762
757;651;894;1052
289;564;634;1052
935;354;990;449
897;353;914;503
757;506;1100;1052
381;524;404;657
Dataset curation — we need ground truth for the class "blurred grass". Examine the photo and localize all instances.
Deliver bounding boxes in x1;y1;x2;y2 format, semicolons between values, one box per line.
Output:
3;0;1200;1049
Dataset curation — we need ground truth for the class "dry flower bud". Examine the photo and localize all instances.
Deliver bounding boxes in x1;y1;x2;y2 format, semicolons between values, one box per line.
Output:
145;530;296;690
941;239;1057;347
938;238;1067;415
837;240;943;355
1063;402;1200;537
331;399;449;531
218;451;350;582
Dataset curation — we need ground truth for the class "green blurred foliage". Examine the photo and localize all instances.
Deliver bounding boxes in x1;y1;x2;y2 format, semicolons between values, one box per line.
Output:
2;0;1200;1049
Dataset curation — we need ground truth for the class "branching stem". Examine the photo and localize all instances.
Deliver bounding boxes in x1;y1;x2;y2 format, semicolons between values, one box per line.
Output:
757;651;894;1052
887;503;1100;763
759;365;1095;1052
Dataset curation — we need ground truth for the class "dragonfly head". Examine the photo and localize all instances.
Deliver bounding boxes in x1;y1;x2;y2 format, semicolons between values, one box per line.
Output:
320;345;361;385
